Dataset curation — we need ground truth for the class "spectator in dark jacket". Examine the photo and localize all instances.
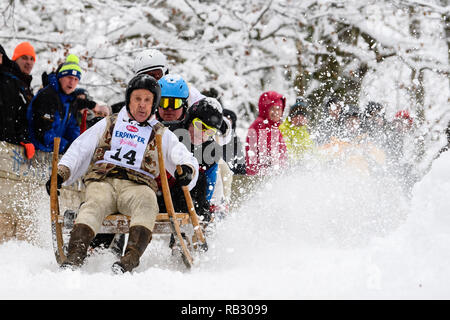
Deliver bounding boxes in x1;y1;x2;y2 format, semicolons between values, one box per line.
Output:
0;43;36;159
27;54;82;153
201;88;245;174
72;88;111;133
222;108;246;175
313;96;345;145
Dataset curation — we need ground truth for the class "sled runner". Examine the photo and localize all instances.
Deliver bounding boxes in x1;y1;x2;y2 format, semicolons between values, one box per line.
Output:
49;134;207;269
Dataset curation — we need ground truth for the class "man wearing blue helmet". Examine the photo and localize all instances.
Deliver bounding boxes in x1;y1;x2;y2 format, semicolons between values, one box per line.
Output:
157;74;190;122
155;74;212;223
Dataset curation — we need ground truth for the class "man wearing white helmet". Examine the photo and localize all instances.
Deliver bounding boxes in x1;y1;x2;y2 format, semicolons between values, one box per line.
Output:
132;49;168;80
133;49;205;109
111;49;205;114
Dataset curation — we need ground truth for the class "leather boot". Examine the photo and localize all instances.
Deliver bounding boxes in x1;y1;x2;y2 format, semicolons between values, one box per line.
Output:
112;225;152;273
61;223;95;269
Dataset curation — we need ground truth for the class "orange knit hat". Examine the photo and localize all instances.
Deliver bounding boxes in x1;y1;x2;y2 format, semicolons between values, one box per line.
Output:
12;42;36;61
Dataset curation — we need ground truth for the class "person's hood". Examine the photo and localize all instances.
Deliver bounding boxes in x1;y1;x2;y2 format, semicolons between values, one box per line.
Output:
47;72;61;92
257;91;286;120
0;44;12;70
0;44;18;73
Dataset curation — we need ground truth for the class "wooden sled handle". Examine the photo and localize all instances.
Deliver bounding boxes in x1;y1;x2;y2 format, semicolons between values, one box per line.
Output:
50;137;66;264
155;133;193;267
50;138;60;219
176;165;206;245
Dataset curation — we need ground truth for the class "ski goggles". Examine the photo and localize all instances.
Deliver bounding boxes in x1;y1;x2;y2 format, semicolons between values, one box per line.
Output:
192;117;217;136
138;67;164;80
159;97;185;110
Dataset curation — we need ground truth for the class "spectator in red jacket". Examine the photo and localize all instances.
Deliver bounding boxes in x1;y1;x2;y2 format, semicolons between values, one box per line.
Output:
245;91;288;176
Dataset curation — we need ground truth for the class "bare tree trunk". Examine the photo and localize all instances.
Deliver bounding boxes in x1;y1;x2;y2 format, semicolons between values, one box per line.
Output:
294;39;306;97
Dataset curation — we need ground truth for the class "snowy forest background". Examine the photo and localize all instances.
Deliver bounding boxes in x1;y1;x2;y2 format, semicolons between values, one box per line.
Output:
1;0;450;300
1;0;449;176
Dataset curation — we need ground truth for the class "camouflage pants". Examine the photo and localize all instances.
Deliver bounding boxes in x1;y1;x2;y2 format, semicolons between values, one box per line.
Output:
75;177;159;234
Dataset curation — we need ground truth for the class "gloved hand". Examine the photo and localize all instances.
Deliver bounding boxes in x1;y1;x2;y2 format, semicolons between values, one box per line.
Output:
20;141;35;159
45;174;64;196
219;119;228;135
175;165;193;186
41;71;49;87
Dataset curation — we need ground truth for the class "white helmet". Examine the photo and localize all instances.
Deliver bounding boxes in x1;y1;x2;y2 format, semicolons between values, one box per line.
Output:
133;49;168;76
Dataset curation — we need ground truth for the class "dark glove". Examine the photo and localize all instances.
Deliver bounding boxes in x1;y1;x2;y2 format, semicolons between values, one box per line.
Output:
41;71;49;87
45;174;64;196
219;119;228;135
20;141;35;160
73;98;96;111
175;165;193;186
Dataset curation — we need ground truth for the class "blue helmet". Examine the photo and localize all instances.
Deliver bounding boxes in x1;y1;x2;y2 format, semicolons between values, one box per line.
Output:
158;74;189;99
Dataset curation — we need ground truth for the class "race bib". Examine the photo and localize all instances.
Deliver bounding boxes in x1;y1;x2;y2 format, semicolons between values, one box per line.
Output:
102;120;152;171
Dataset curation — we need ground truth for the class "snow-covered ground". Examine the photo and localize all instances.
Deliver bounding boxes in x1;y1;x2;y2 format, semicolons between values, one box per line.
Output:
1;151;450;300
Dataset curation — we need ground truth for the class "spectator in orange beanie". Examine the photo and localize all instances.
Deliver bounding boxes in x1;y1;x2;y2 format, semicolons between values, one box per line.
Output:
0;43;36;159
12;41;36;76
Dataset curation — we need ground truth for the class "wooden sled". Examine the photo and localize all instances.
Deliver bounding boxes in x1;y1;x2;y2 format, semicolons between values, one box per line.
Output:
50;134;207;269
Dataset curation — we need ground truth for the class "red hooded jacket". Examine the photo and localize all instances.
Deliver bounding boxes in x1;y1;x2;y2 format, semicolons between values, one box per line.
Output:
245;91;288;175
